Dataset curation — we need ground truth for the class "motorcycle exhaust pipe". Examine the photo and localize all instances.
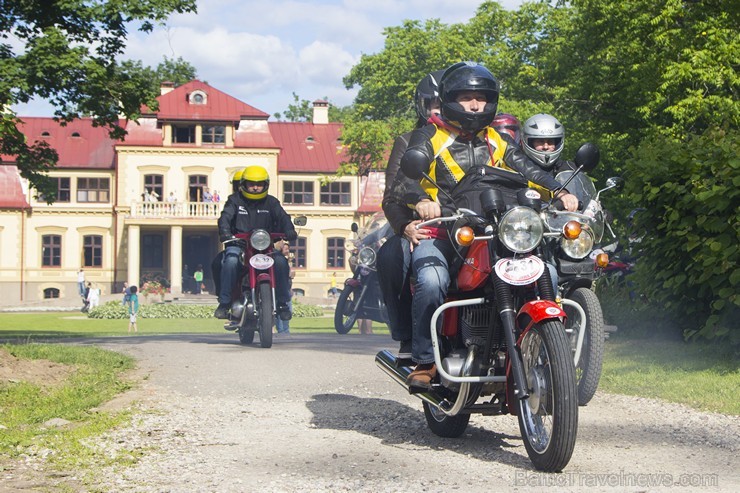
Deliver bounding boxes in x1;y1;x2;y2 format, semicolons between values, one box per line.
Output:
375;350;448;410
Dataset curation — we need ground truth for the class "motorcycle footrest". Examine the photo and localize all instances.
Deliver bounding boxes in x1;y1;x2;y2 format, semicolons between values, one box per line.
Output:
223;323;238;331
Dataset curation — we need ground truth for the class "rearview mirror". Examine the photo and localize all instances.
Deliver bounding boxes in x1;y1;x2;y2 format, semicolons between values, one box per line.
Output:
400;149;430;180
351;223;359;233
574;143;600;173
293;216;307;227
605;177;625;192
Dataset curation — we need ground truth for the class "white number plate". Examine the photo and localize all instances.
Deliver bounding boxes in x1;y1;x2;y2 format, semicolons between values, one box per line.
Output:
494;256;545;286
249;253;274;270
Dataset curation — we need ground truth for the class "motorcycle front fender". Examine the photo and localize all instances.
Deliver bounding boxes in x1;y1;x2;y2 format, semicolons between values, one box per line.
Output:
345;276;362;288
517;300;566;332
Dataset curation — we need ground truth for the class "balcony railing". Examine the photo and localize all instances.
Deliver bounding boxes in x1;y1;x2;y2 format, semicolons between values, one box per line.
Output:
128;201;221;219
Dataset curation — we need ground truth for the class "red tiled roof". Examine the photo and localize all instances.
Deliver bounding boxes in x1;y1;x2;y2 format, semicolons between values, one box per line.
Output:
149;80;269;121
357;171;385;213
6;117;117;169
269;121;346;173
0;165;30;209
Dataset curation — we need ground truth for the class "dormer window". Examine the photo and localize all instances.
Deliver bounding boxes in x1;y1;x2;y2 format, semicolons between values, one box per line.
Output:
41;131;51;137
71;132;81;138
305;136;315;142
189;90;207;105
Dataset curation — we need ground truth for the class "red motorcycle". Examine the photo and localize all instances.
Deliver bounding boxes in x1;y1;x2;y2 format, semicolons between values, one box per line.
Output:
223;216;306;347
376;144;599;472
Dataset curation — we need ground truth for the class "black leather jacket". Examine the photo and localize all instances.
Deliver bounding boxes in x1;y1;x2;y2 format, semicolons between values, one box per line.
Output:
401;122;566;212
382;131;424;234
217;193;296;242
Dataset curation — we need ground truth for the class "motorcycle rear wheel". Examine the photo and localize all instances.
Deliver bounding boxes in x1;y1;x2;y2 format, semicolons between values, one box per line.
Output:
423;401;470;438
258;281;273;348
517;320;578;472
564;287;605;405
334;286;359;334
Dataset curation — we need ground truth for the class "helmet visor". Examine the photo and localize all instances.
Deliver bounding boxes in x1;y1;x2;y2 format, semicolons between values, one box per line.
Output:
241;180;267;194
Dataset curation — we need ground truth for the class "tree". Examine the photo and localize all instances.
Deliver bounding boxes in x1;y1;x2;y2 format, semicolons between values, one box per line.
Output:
0;0;197;199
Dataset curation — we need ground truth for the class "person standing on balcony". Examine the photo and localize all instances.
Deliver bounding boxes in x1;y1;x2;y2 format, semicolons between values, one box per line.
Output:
202;187;214;203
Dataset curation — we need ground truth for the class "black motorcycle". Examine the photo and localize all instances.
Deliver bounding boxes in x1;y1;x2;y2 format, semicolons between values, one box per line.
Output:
334;213;391;333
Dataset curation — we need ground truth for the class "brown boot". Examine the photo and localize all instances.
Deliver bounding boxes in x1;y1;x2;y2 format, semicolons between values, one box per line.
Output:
407;363;437;393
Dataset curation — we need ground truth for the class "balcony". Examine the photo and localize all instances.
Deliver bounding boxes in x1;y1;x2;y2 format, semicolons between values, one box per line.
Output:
128;201;221;219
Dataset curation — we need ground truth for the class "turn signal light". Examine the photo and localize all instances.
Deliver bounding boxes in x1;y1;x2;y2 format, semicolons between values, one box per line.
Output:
563;220;582;240
455;226;475;246
596;252;609;268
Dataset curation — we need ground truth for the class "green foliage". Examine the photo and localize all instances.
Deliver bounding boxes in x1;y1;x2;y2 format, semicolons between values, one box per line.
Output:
292;299;324;318
624;128;740;344
1;0;198;194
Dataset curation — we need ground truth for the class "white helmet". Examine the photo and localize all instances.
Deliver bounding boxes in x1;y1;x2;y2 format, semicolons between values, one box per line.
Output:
523;113;564;171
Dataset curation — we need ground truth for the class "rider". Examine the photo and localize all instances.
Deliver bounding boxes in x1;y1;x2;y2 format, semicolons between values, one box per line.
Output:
492;113;522;145
214;165;296;320
378;69;445;359
231;168;244;194
400;61;578;391
521;113;572;174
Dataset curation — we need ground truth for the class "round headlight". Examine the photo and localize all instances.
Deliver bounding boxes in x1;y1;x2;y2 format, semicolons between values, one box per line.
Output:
560;229;594;259
250;229;272;251
498;206;544;253
358;246;377;267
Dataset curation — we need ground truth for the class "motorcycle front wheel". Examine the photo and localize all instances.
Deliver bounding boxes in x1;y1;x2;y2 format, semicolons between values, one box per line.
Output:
517;320;578;473
334;285;359;334
258;281;274;348
564;287;605;405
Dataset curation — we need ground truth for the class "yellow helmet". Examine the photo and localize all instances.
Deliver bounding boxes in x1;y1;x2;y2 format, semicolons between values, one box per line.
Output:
239;166;270;200
231;169;244;193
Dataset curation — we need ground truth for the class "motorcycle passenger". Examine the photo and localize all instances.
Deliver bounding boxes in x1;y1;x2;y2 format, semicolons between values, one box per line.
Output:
492;112;522;145
378;69;445;359
231;168;244;194
214;165;296;320
400;61;578;391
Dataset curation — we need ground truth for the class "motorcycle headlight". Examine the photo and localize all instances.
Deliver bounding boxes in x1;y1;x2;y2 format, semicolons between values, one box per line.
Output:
358;246;376;267
498;206;543;253
250;229;271;251
560;229;594;259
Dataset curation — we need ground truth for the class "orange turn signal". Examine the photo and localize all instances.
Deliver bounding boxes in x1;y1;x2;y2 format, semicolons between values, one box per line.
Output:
455;226;475;246
596;252;609;268
563;220;582;240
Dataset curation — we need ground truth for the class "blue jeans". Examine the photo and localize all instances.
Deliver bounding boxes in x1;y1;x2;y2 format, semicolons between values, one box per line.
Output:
410;239;454;364
377;235;412;343
275;300;292;333
219;246;291;306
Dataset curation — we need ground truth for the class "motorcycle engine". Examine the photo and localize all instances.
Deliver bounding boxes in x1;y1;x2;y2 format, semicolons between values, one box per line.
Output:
230;300;245;320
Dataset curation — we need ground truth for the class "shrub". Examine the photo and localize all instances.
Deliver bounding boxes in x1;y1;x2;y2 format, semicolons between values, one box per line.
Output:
292;299;324;317
88;300;324;319
624;127;739;346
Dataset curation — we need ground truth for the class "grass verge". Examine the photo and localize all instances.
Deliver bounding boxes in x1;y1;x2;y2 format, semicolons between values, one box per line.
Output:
0;344;137;474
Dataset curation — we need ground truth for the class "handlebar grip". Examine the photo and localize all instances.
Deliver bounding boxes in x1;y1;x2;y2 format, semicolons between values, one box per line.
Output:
553;199;565;211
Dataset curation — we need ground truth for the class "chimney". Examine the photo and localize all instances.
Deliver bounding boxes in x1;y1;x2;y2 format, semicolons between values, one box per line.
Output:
312;100;329;125
160;81;175;95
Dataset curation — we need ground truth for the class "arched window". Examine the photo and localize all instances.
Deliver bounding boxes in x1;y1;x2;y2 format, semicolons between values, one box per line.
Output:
44;288;60;299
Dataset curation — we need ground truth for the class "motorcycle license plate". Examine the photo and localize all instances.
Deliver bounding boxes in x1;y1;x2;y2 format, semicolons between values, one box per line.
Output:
495;256;545;286
249;253;274;270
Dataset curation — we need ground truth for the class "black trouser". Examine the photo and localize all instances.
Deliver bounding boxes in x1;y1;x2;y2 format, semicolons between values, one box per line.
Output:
376;234;412;342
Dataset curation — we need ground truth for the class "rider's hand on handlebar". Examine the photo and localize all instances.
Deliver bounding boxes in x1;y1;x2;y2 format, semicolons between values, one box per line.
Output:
555;192;579;212
220;234;236;243
415;199;441;221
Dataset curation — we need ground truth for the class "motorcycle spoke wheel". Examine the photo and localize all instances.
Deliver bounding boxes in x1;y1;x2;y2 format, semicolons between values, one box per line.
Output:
565;288;605;405
423;401;470;438
517;320;578;472
333;287;358;334
258;282;274;348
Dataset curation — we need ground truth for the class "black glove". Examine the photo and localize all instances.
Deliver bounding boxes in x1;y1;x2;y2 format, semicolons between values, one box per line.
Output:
220;234;235;243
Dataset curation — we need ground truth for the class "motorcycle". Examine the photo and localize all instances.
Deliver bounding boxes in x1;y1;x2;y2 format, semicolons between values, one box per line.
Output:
545;170;624;405
334;212;391;333
223;216;307;347
376;143;601;472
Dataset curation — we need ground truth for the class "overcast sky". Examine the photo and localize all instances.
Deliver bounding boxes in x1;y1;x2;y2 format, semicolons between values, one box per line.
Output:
13;0;524;119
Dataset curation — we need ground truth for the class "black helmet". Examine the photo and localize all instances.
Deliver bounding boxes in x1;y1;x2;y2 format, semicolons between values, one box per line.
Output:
414;70;445;125
439;62;499;133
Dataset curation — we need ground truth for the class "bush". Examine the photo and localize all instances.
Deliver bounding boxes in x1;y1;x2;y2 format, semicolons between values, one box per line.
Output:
624;127;739;346
88;300;324;319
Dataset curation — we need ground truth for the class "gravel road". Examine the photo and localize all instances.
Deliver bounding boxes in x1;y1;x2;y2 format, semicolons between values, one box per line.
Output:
32;333;740;492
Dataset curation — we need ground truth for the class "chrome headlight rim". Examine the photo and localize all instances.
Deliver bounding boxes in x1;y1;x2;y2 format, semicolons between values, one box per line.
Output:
498;206;544;254
560;229;595;260
358;246;377;267
249;229;272;251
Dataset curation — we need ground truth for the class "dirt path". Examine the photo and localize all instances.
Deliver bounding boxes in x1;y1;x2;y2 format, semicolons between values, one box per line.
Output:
3;333;739;492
